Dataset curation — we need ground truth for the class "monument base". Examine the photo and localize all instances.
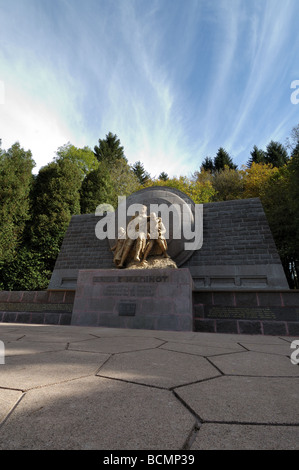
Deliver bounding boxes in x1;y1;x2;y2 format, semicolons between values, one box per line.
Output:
71;268;194;331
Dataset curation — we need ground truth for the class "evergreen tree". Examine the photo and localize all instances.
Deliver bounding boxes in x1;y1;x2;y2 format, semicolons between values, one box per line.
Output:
201;157;214;173
158;171;169;181
265;140;289;167
247;145;266;167
214;147;237;172
132;160;150;184
93;132;125;165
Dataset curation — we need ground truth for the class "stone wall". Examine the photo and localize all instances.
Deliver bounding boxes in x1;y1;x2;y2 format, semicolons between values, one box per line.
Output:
194;289;299;336
0;290;75;325
48;193;289;291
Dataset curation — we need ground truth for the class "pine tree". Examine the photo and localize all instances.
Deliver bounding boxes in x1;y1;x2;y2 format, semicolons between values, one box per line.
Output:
93;132;126;164
201;157;214;172
132;160;150;184
247;145;266;167
265;141;289;167
158;172;169;181
214;148;237;172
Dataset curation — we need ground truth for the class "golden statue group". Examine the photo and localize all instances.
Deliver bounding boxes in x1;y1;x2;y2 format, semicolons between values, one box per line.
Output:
111;205;174;269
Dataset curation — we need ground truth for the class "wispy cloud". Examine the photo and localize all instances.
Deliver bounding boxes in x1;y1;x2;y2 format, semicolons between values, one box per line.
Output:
0;0;298;177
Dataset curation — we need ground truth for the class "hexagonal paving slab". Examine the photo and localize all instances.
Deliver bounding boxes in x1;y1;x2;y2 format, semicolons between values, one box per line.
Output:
192;423;299;450
0;376;195;450
4;340;67;357
0;389;23;424
0;350;110;390
98;348;220;388
208;351;299;376
176;376;299;424
160;341;244;357
68;336;164;354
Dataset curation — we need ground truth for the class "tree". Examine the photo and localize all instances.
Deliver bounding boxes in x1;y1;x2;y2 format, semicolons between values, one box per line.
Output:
55;143;99;178
28;158;82;269
201;157;214;173
132;160;150;185
214;147;237;172
241;162;278;199
0;142;35;265
158;171;169;181
80;159;140;213
201;149;237;173
265;140;289;167
285;123;299;152
80;162;114;214
212;166;243;201
247;145;266;167
93;132;126;164
143;175;215;204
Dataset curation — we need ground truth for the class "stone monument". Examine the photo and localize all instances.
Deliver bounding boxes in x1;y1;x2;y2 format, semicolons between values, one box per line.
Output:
47;186;295;335
70;189;196;330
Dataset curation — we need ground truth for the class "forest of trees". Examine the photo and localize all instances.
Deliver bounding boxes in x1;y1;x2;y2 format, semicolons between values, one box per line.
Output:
0;125;298;291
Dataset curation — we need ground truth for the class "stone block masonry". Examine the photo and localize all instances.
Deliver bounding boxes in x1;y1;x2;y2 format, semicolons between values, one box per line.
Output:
48;196;289;291
0;290;75;325
71;268;194;331
194;289;299;336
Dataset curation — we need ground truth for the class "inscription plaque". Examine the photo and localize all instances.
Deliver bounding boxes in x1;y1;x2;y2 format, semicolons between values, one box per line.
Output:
207;306;277;320
72;268;193;331
102;285;157;297
118;302;136;316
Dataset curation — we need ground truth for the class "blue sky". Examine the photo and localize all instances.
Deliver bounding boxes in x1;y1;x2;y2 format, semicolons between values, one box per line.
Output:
0;0;298;177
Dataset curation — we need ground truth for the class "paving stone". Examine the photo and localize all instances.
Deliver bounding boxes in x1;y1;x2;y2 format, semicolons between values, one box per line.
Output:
160;341;244;357
237;342;294;356
177;376;299;424
192;423;299;450
209;351;299;376
68;336;164;354
0;376;195;450
4;340;67;357
98;348;220;388
0;389;23;424
0;350;110;390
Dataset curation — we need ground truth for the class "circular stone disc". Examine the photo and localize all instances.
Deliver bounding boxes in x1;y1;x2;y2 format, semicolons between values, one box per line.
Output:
108;186;197;267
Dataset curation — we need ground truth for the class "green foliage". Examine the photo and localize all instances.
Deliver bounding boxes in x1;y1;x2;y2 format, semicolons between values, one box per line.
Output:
214;147;238;172
94;132;126;164
0;142;35;264
144;175;215;204
1;126;298;290
264;140;289;167
247;145;267;167
80;159;140;212
132;160;150;185
0;248;51;291
158;171;169;181
55;142;99;178
212;166;243;201
201;148;237;173
80;162;115;214
28;158;82;268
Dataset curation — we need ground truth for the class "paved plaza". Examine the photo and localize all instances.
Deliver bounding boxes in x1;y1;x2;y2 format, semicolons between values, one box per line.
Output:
0;323;298;450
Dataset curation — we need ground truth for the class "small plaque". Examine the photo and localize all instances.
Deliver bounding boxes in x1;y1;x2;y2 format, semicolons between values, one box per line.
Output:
118;302;136;316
